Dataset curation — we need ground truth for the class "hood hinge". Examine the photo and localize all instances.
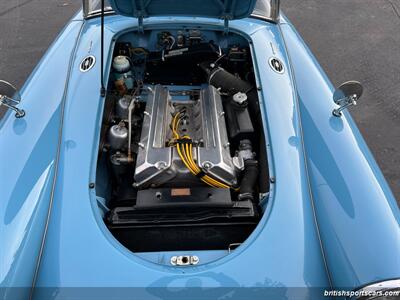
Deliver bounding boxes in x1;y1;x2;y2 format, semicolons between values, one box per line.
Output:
223;15;230;35
138;15;144;33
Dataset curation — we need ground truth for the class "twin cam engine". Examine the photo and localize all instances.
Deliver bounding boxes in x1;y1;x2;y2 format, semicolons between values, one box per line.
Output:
105;43;261;200
134;85;238;189
102;33;266;253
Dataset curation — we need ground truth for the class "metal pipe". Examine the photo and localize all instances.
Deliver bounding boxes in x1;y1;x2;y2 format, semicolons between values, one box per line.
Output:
127;97;135;162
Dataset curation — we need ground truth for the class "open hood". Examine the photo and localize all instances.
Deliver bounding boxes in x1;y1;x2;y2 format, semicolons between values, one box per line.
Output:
108;0;258;21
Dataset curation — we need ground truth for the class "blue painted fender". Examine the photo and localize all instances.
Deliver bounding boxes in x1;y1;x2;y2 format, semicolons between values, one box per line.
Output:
280;16;400;289
0;16;83;299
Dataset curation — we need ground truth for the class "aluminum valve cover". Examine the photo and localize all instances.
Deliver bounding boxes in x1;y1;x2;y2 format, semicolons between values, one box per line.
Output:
134;84;236;188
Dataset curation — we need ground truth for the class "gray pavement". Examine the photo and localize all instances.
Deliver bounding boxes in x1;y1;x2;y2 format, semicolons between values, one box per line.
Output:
0;0;398;204
0;0;81;88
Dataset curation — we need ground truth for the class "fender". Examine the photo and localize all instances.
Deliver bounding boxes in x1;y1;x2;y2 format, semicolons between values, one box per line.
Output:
0;16;83;299
280;16;400;289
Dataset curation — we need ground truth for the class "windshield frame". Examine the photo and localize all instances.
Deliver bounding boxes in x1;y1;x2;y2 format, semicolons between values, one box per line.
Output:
83;0;280;23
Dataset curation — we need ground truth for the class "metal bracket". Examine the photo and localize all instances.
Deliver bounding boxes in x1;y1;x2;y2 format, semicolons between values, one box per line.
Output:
138;15;144;33
223;17;229;35
170;255;199;266
332;94;357;117
0;95;25;118
228;243;241;253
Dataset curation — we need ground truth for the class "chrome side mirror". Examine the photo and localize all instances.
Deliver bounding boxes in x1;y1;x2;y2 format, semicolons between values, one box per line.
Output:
332;81;363;117
0;80;25;118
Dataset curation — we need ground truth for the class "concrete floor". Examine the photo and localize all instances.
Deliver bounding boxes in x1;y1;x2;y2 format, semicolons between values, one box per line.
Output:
0;0;398;204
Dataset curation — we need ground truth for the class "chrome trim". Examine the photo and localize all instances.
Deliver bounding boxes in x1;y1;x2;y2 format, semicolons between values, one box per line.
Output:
355;279;400;299
82;0;281;23
82;0;89;17
84;8;114;19
84;10;278;22
270;0;281;22
170;255;199;266
360;279;400;290
251;14;278;23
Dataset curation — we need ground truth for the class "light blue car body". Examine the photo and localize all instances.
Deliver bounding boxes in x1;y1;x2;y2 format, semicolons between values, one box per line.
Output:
0;4;399;300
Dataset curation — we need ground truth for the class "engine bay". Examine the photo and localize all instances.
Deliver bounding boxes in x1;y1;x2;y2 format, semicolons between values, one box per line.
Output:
95;28;269;254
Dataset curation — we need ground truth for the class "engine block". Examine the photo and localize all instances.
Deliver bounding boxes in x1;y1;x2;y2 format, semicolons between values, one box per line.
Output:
134;85;236;188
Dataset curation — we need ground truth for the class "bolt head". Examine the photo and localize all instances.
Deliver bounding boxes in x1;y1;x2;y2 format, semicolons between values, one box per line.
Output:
156;161;167;170
203;162;212;169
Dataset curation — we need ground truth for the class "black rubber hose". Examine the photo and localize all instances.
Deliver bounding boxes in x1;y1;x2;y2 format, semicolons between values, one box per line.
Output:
199;63;253;95
238;159;259;201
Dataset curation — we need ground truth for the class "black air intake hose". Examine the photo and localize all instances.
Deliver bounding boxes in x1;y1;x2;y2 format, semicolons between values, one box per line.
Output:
199;62;253;95
238;160;259;201
200;63;261;124
237;140;259;201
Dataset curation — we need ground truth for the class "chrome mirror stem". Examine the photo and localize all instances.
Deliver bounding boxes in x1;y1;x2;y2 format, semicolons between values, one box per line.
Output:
0;95;25;118
332;81;363;117
332;94;357;117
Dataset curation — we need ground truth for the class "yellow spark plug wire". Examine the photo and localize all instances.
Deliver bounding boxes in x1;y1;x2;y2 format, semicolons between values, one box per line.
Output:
171;111;233;189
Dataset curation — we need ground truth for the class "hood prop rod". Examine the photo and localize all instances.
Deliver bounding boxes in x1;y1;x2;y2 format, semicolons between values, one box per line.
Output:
100;0;106;97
